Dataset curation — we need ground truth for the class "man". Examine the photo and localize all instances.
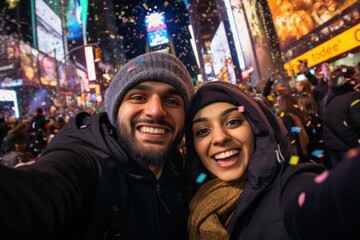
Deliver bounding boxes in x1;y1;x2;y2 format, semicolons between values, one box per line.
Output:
0;52;195;239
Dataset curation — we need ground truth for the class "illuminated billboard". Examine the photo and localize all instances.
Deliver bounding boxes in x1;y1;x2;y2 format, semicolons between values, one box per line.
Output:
0;35;22;87
268;0;357;50
19;41;40;87
284;22;360;75
35;0;64;61
145;12;170;48
0;89;20;119
66;0;88;41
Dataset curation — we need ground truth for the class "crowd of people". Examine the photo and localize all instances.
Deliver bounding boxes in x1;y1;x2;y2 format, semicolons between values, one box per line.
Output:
0;51;359;239
0;107;67;168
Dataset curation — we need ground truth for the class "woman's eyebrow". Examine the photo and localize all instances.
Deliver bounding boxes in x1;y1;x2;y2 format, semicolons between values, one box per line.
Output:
192;107;239;125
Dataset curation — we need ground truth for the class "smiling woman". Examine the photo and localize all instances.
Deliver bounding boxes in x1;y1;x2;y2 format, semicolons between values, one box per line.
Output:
185;81;360;240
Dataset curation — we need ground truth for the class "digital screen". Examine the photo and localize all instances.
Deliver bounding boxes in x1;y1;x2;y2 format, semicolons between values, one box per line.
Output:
268;0;357;50
66;0;84;41
0;89;20;119
0;35;22;86
38;53;67;87
145;12;170;48
19;41;40;86
35;0;64;61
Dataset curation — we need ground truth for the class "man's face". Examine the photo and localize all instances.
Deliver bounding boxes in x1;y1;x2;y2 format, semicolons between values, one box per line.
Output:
116;81;185;166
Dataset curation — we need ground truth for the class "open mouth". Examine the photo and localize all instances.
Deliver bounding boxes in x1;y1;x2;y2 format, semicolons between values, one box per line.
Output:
213;149;239;161
139;126;167;135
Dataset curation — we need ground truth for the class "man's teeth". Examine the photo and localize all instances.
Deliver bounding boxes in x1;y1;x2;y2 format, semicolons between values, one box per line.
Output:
214;150;239;160
140;126;166;134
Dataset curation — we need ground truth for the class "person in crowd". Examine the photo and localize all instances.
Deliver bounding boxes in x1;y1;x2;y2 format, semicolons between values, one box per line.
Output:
319;65;360;168
298;92;330;168
0;122;34;168
26;107;48;158
294;78;313;96
277;93;310;163
0;117;10;156
312;63;330;106
298;59;318;86
185;80;360;239
0;51;195;239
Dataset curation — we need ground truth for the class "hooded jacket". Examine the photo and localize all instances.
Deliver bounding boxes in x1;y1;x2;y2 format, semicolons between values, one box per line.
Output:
320;83;360;151
0;112;187;240
185;81;326;239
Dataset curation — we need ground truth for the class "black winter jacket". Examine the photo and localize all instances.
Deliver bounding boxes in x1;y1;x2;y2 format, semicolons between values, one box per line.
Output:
186;81;360;240
0;112;188;240
320;84;360;151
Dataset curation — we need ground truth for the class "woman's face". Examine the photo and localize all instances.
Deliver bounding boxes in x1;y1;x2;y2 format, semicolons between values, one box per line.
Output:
192;102;255;182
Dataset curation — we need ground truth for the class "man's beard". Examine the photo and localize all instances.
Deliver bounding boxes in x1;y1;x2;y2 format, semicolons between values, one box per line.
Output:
116;119;182;166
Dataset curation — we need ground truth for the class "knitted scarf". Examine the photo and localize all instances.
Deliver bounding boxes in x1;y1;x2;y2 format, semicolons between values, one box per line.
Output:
188;177;247;240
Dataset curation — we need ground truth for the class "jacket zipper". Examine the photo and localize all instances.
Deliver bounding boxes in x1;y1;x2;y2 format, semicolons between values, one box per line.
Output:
155;184;171;214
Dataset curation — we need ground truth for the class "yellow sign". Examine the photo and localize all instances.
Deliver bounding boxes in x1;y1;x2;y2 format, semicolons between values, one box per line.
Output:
284;23;360;75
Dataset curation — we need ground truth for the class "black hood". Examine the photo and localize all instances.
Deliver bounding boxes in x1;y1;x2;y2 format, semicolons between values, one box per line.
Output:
185;81;291;190
44;112;128;164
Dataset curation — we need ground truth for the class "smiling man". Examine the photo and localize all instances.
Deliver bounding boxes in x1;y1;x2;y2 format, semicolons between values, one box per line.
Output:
0;51;195;240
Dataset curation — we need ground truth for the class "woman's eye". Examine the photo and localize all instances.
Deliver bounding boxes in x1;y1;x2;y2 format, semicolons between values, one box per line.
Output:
194;128;209;137
227;119;243;127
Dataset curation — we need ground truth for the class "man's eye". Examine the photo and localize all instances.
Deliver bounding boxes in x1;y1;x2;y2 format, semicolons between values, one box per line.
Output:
165;98;181;106
130;95;145;101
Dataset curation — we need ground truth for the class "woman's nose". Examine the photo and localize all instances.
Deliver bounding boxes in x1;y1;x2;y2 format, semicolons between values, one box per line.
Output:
212;126;230;145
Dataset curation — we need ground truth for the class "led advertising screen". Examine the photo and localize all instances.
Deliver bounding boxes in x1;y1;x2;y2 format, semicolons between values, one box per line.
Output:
66;0;88;41
38;53;67;87
19;41;40;87
210;21;236;84
0;89;20;119
35;0;64;61
145;12;170;48
0;35;22;87
268;0;357;50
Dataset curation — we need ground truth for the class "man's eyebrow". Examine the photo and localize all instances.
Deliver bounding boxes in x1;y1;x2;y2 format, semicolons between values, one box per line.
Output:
130;83;181;96
192;107;238;125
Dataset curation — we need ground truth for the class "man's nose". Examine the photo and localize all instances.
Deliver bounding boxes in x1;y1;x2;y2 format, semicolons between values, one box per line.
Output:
143;95;167;119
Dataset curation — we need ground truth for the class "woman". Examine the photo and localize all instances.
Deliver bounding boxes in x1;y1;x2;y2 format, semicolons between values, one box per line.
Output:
277;93;309;163
298;92;330;167
186;81;360;239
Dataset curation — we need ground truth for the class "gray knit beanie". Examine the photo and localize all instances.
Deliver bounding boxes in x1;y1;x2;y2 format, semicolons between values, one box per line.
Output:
105;51;195;127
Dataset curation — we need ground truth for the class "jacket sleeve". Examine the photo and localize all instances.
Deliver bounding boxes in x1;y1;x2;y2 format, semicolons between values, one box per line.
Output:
284;147;360;239
0;148;98;239
349;93;360;136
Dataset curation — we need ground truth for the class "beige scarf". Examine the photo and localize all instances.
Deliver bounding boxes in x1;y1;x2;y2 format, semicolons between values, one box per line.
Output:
188;177;247;240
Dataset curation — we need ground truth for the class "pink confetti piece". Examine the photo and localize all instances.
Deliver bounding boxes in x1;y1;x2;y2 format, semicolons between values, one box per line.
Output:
314;170;329;184
238;106;245;112
127;66;137;72
306;121;311;127
298;192;306;207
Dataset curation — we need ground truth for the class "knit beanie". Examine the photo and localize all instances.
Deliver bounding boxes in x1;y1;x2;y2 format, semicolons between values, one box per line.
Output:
105;51;195;127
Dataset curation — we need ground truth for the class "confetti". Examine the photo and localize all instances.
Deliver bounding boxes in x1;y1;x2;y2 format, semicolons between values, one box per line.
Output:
351;99;360;107
280;112;284;117
298;192;306;207
343;121;348;127
311;149;324;157
289;155;300;165
315;171;329;184
137;58;144;63
291;127;301;133
238;106;245;112
127;66;137;72
196;173;207;183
